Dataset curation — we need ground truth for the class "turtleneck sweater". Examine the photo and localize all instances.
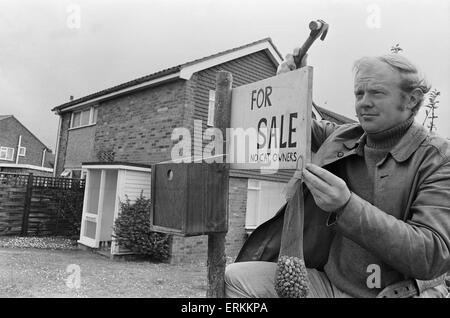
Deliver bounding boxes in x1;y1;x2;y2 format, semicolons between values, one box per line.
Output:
324;116;415;297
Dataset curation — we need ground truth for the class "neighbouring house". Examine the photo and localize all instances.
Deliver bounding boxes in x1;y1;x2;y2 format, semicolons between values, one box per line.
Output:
0;115;54;176
313;103;357;124
51;38;354;263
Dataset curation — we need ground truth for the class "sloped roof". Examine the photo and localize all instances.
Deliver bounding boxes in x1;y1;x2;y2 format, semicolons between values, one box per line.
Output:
313;103;356;124
0;115;52;152
0;115;12;121
52;37;283;113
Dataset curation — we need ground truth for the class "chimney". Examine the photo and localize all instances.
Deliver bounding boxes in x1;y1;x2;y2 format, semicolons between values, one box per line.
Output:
70;95;74;101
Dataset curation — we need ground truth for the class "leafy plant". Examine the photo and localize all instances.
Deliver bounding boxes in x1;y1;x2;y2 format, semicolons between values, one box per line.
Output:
390;44;440;132
113;193;170;261
422;88;440;132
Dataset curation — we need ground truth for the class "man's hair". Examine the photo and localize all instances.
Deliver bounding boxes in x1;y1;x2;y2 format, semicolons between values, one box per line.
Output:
353;54;431;115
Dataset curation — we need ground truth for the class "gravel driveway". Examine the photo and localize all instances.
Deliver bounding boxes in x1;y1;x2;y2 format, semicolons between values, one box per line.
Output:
0;244;207;298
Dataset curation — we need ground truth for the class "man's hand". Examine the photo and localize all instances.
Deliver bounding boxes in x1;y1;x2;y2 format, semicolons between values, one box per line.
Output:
302;163;351;213
277;48;308;74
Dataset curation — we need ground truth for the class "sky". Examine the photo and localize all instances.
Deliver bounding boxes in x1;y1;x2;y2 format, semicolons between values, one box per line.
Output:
1;0;449;151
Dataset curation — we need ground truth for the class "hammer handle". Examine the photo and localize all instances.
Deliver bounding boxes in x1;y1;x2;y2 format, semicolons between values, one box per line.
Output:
294;37;318;68
294;20;327;68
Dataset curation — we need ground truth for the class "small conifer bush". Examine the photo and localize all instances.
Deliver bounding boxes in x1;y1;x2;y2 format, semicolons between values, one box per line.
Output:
113;193;170;261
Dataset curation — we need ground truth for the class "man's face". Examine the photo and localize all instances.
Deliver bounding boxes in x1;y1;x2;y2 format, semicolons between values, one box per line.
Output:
354;61;411;133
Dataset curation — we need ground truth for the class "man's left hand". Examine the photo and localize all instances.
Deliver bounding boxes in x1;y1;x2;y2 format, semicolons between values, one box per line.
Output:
302;163;351;213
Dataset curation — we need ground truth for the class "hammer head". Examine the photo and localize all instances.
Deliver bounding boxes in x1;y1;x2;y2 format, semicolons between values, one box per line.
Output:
318;19;329;41
309;19;329;41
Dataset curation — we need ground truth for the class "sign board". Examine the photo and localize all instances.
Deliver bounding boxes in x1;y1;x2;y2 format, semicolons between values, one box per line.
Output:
229;66;312;171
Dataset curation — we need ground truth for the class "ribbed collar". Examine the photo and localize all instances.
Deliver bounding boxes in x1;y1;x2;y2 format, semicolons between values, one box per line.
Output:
366;116;415;149
343;120;428;163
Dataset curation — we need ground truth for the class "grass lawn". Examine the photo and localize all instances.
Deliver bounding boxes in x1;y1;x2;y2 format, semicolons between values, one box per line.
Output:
0;241;208;298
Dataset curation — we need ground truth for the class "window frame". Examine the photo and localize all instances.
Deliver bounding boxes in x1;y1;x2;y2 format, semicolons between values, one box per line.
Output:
207;90;215;127
18;146;26;157
0;147;15;161
70;106;98;129
245;179;287;231
80;109;91;126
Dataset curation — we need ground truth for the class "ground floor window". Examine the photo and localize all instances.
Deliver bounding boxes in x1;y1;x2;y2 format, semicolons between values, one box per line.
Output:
245;179;286;231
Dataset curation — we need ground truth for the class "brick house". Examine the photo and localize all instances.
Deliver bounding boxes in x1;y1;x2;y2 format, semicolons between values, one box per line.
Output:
0;115;54;176
51;38;354;263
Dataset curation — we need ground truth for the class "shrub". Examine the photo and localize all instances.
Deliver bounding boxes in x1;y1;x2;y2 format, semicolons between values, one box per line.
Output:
113;193;170;261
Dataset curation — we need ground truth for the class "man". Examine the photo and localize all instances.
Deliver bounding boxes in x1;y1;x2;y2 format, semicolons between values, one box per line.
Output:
224;51;450;298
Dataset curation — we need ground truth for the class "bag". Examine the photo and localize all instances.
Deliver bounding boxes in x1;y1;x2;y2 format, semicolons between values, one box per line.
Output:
274;180;309;297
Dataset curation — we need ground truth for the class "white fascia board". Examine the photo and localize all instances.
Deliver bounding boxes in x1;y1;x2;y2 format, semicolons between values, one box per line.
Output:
81;164;151;173
56;72;180;113
0;163;54;173
179;42;283;80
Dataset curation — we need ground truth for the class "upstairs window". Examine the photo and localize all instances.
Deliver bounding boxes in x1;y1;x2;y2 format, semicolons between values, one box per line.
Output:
72;112;81;128
18;147;26;156
71;106;98;129
0;147;15;161
92;107;98;124
80;109;90;126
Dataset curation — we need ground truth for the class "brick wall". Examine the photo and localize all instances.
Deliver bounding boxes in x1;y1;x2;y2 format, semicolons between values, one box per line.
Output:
0;116;52;168
170;235;208;265
225;177;248;260
169;176;248;264
94;80;186;165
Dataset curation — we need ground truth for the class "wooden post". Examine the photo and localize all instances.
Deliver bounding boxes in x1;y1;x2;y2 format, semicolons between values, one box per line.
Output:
207;71;232;298
21;173;33;236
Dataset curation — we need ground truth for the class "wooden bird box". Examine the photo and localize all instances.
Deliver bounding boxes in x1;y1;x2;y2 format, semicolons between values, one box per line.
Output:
150;163;228;236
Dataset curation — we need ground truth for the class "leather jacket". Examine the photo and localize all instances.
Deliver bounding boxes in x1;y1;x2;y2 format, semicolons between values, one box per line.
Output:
235;119;450;293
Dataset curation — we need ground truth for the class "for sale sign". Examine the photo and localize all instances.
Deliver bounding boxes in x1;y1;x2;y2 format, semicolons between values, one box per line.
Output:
229;66;312;171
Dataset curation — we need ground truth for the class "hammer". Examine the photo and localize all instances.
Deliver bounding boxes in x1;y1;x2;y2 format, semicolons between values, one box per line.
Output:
282;19;329;201
294;19;329;69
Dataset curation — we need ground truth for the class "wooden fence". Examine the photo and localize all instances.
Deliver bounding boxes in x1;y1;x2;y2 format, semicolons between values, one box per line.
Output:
0;172;85;237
